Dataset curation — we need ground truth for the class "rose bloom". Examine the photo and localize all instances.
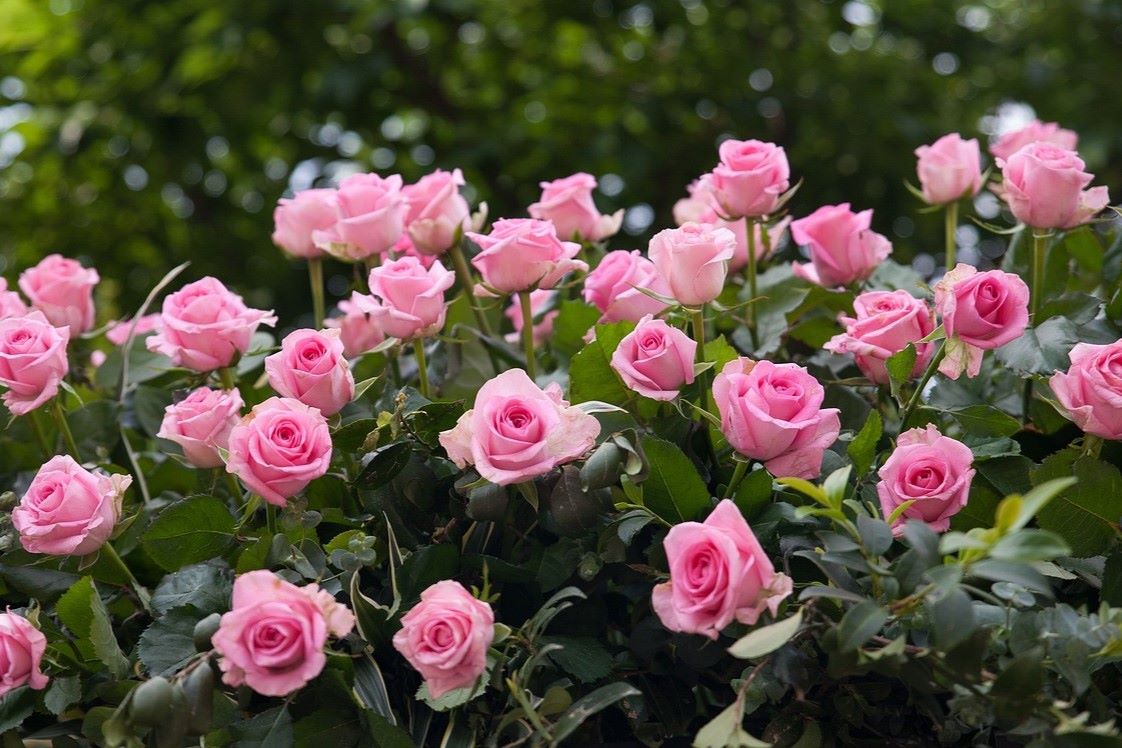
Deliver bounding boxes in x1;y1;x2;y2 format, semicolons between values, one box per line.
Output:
648;223;736;306
0;279;28;320
652;500;792;640
999;143;1109;230
708;139;791;219
583;250;670;323
368;256;455;340
325;292;387;358
990;120;1078;162
314;173;407;261
13;455;131;556
1051;340;1122;441
877;425;974;536
105;314;161;346
824;290;936;384
265;329;355;417
226;397;333;506
527;172;623;242
0;612;48;697
271;188;338;259
147;277;277;373
18;254;99;334
504;289;558;346
673;179;792;273
713;359;841;479
440;368;600;485
0;311;70;417
402;169;471;255
392;580;494;698
610;315;696;401
935;264;1030;379
158;387;244;468
790;204;892;288
212;570;354;697
914;133;983;205
466;218;587;294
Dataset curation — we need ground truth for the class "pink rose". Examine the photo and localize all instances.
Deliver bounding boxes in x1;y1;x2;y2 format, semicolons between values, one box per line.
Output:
226;397;332;506
652;500;792;640
672;181;791;272
402;169;471;255
999;143;1109;230
439;368;600;485
528;172;623;242
265;329;354;417
990;120;1078;163
212;570;353;697
105;314;161;346
708;139;791;219
314;173;407;261
1050;341;1122;440
271;188;338;259
0;311;70;417
824;290;936;384
672;178;717;226
157;387;244;468
790;204;892;288
466;218;586;294
0;612;48;696
504;289;558;346
713;359;841;479
914;133;984;205
935;264;1029;379
368;256;455;340
18;254;99;334
12;455;131;556
648;223;736;306
325;292;388;358
877;425;974;536
147;277;277;373
583;250;670;323
0;279;28;320
610;315;696;401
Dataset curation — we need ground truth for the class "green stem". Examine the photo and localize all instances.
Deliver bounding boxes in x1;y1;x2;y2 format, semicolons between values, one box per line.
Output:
691;307;709;417
723;459;749;500
388;350;403;388
308;257;325;329
51;398;80;460
219;366;237;392
413;338;431;398
744;218;759;351
27;410;52;459
519;292;537;380
448;241;500;375
101;542;152;615
944;201;958;270
1031;230;1048;321
226;471;244;502
899;342;945;430
1082;434;1104;459
234;493;260;535
265;503;278;537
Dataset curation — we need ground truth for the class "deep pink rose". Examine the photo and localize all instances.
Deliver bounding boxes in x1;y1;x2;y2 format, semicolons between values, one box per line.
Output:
999;143;1109;229
652;500;792;640
583;250;670;323
325;292;388;358
18;254;99;334
0;279;27;320
0;311;70;417
271;188;338;259
314;173;407;261
990;120;1078;162
1051;341;1122;440
147;277;276;372
648;223;736;306
13;455;130;556
392;580;494;699
935;264;1030;379
790;204;892;288
105;314;161;346
466;218;586;294
158;386;244;468
226;397;332;506
713;359;841;479
504;290;558;346
212;570;354;697
402;169;471;255
528;172;623;242
439;368;600;485
708;139;791;219
265;329;355;417
610;315;696;401
0;612;48;696
368;256;455;340
824;290;936;384
914;133;983;205
877;425;974;536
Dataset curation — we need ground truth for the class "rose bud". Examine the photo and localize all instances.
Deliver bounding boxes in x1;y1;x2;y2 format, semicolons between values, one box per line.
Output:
314;172;407;261
989;120;1078;163
528;172;623;242
0;612;49;697
0;279;28;320
708;139;791;219
325;292;388;358
1050;340;1122;441
999;143;1109;230
0;310;70;417
648;222;736;306
271;188;338;259
914;133;984;205
402;169;471;256
583;250;670;323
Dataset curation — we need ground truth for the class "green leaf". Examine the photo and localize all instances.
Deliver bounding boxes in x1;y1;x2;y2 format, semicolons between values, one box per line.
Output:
836;600;888;652
550;682;641;744
693;700;771;748
139;605;204;675
733;467;773;520
57;576;129;678
150;561;232;615
637;435;710;524
552;300;602;358
990;649;1045;703
856;514;893;556
398;543;460;603
1033;454;1121;556
886;345;917;405
360;710;415;748
44;676;81;715
141;496;236;571
846;410;881;476
728;608;802;659
227;706;294;748
990;529;1071;562
358;441;413;486
925;587;974;651
943;404;1021;438
0;687;36;733
404;402;466;449
331;417;377;451
1104;549;1122;607
353;655;396;723
543;635;614;683
970;560;1053;596
67;400;122;461
569;321;635;405
996;316;1115;375
703;334;740;372
134;385;173;438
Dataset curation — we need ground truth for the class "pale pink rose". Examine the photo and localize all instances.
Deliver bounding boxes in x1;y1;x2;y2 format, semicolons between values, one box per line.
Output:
325;292;388;358
368;256;455;340
265;329;354;417
466;218;586;294
914;133;984;205
147;277;277;373
713;359;841;479
999;143;1109;230
935;264;1029;379
877;425;974;536
12;455;131;556
652;500;791;640
0;279;28;320
18;254;99;334
990;120;1078;163
392;235;438;268
226;397;332;506
528;172;623;242
672;178;717;226
402;169;471;255
158;387;244;468
790;204;892;288
0;612;48;696
583;250;670;323
1050;340;1122;440
439;368;600;485
212;570;354;697
824;290;936;384
504;290;558;346
314;173;407;261
648;223;736;306
610;315;696;401
392;580;494;699
105;314;161;346
708;139;791;219
271;188;338;259
672;181;790;272
0;311;70;417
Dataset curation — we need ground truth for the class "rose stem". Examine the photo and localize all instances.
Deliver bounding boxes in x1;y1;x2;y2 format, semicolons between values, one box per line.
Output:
27;410;53;459
723;458;749;501
413;338;432;398
1024;229;1049;420
50;398;81;460
691;306;709;416
219;366;237;392
308;256;326;329
898;341;945;430
265;503;278;537
944;200;958;271
101;542;152;615
745;218;759;351
520;292;537;381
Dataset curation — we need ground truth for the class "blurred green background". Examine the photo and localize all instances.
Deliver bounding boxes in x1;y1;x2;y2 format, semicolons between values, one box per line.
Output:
1;0;1120;322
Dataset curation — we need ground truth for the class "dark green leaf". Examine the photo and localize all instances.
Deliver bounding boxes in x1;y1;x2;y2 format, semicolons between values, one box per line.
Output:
637;436;710;524
550;682;640;744
227;706;294;748
846;410;882;477
141;496;236;571
0;687;36;733
569;322;635;406
944;404;1021;438
139;605;203;676
543;636;614;683
358;441;414;486
150;561;232;615
44;676;81;715
886;345;917;405
57;576;129;678
332;418;376;451
836;600;888;652
856;514;893;556
925;586;974;650
1034;453;1122;557
552;300;602;358
733;467;773;520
